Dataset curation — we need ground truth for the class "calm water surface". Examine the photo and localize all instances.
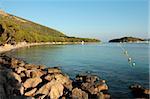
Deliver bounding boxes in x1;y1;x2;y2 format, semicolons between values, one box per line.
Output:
6;43;149;98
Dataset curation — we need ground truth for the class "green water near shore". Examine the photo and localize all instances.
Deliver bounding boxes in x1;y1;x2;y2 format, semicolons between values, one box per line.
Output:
6;43;149;98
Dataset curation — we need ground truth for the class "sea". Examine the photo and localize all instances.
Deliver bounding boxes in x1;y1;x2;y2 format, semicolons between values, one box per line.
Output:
6;43;149;98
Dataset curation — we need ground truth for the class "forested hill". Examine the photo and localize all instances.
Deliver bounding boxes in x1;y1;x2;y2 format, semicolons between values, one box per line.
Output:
0;10;100;45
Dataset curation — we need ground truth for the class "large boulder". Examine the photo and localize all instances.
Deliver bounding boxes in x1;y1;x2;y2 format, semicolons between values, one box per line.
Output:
54;73;72;91
23;77;42;89
49;82;64;99
35;79;56;96
72;88;88;99
24;69;44;78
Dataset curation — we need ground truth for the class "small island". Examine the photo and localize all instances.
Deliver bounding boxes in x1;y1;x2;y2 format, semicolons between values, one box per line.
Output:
109;37;145;43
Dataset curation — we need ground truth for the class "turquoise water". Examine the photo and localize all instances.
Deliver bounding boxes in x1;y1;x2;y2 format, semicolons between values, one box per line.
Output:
6;43;149;98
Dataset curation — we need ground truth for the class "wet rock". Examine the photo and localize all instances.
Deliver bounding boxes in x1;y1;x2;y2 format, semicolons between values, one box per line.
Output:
24;88;37;96
23;77;42;89
72;88;88;99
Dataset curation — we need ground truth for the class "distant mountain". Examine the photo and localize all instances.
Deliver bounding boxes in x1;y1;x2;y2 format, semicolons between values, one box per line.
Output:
0;10;100;45
109;37;145;43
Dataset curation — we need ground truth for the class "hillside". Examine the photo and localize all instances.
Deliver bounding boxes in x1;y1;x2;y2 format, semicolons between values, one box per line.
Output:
0;10;100;45
109;37;144;43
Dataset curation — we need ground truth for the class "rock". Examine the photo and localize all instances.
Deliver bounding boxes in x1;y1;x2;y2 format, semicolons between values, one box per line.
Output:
23;77;42;89
38;65;46;70
49;82;64;99
7;72;22;83
129;84;149;98
24;88;37;96
16;67;26;74
19;85;24;95
11;58;19;68
30;69;43;78
76;74;99;83
35;79;56;95
97;92;105;99
44;74;53;81
54;74;72;90
20;72;26;78
96;83;108;91
47;67;61;74
144;89;150;95
35;79;64;99
72;88;88;99
103;93;111;99
18;61;25;67
24;64;38;70
25;69;43;78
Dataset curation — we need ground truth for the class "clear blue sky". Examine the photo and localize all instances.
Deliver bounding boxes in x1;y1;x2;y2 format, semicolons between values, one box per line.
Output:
0;0;148;41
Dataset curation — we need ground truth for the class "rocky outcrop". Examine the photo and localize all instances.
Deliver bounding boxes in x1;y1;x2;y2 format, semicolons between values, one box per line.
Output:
129;84;150;98
0;55;110;99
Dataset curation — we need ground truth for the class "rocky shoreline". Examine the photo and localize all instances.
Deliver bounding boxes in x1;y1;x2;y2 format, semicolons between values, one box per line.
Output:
0;55;110;99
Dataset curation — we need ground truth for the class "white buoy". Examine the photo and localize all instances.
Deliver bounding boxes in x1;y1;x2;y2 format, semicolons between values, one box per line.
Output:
128;57;132;62
81;41;84;45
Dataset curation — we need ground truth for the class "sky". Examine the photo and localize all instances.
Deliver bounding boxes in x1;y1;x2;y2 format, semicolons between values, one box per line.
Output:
0;0;149;41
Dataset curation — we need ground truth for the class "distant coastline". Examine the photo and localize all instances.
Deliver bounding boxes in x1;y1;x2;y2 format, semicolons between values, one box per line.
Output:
109;37;149;43
0;41;99;53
